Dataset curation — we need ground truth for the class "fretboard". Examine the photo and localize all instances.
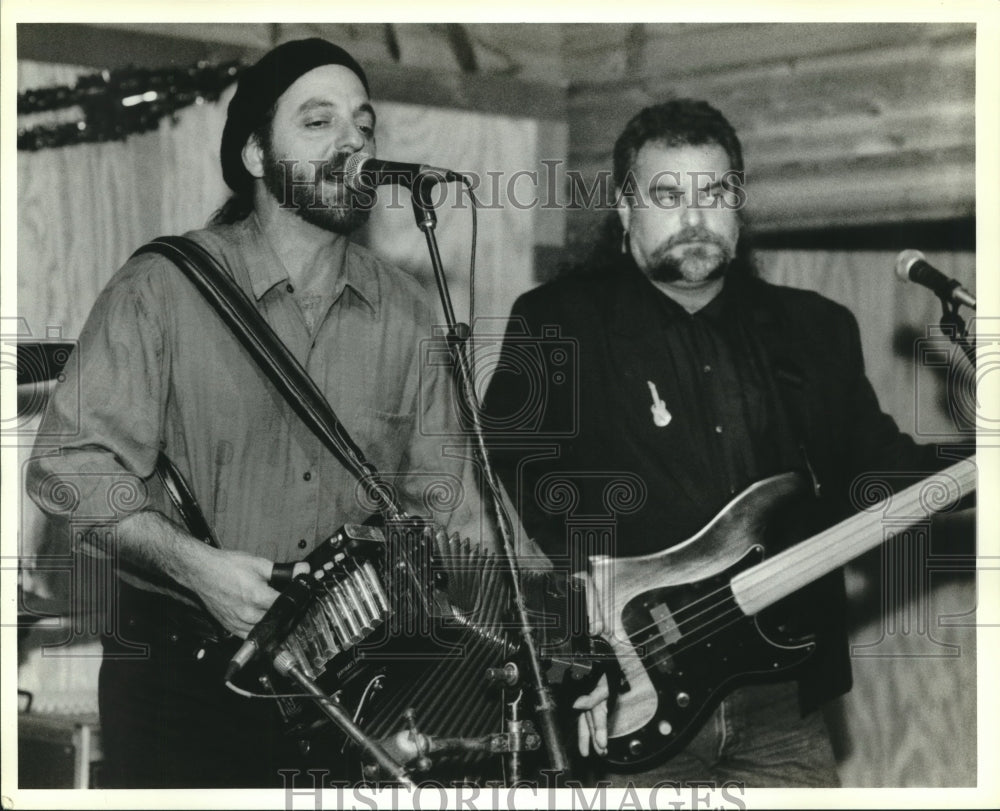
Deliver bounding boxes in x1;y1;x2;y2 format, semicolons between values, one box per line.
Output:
731;456;977;616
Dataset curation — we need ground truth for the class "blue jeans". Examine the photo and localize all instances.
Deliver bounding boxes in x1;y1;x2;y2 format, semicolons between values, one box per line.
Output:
598;680;840;788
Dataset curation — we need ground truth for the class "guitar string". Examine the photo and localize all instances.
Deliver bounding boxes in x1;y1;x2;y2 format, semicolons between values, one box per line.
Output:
628;506;936;660
615;580;745;663
608;575;742;654
638;600;752;664
627;476;977;670
615;461;975;658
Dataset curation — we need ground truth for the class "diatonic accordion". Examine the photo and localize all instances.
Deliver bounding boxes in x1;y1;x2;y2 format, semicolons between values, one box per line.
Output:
268;518;526;781
256;517;585;783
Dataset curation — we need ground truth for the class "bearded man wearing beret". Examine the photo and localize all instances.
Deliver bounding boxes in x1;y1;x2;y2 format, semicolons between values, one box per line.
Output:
27;39;490;788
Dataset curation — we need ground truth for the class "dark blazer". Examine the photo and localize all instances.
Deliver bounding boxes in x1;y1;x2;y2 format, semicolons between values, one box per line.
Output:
483;262;954;709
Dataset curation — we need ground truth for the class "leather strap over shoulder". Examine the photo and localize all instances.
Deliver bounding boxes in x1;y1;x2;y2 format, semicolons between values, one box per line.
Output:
134;234;404;523
155;451;220;547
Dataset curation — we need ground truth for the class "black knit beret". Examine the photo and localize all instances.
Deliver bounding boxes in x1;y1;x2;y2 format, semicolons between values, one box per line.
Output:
220;38;370;195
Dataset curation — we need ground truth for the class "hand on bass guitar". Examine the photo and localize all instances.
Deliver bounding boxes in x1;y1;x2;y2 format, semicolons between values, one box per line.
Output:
571;570;610;758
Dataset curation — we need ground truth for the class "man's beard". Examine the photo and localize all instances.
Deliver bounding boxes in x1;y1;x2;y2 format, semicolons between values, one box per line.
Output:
645;226;735;284
262;149;372;235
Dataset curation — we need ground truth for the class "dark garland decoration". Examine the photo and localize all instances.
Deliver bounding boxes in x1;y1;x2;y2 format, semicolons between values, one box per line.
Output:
17;61;244;151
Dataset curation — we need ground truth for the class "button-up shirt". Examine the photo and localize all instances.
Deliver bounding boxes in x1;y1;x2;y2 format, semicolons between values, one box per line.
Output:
643;280;789;506
28;214;486;598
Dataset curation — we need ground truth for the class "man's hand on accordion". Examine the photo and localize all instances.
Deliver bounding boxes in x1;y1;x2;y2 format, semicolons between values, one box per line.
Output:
184;546;281;638
111;511;283;640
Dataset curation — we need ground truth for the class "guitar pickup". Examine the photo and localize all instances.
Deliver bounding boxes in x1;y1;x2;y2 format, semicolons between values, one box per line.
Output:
649;602;680;674
649;602;682;646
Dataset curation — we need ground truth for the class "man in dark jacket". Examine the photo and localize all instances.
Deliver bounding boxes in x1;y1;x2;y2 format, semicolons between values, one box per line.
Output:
482;99;969;787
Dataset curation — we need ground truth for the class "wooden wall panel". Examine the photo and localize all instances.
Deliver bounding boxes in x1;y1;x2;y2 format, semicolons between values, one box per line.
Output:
360;103;539;332
569;37;974;162
756;247;976;442
564;23;975;233
832;575;977;786
565;22;971;82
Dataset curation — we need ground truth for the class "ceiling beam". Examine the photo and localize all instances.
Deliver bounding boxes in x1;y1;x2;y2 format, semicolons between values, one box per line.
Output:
17;23;566;121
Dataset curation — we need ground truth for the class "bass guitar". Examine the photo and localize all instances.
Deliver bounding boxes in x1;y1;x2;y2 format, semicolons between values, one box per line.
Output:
587;456;977;770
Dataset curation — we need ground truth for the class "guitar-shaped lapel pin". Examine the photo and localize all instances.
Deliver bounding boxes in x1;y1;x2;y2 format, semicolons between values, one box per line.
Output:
647;380;672;427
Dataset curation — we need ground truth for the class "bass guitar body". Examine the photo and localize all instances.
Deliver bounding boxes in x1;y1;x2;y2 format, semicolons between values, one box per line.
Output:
591;471;816;771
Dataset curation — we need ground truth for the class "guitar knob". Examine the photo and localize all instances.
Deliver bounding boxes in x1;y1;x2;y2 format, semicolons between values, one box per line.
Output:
628;739;644;756
676;691;690;708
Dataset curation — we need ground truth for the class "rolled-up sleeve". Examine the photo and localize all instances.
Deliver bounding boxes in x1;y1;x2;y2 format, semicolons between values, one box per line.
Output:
26;255;171;542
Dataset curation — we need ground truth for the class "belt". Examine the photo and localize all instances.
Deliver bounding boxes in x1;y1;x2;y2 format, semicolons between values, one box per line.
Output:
108;580;237;661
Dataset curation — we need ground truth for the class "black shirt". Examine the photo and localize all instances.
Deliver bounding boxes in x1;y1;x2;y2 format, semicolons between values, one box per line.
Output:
645;279;788;502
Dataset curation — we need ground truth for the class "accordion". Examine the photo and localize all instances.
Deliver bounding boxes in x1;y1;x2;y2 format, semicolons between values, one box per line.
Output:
249;517;587;783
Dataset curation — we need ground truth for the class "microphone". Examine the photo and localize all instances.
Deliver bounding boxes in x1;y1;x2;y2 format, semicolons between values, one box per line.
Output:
342;152;464;192
225;574;314;681
895;250;976;310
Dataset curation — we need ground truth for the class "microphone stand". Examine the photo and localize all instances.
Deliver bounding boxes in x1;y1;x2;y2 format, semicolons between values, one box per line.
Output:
272;651;416;787
408;176;570;781
938;297;977;371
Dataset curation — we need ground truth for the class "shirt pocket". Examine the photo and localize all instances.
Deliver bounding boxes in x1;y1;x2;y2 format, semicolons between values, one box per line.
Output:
355;407;416;481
